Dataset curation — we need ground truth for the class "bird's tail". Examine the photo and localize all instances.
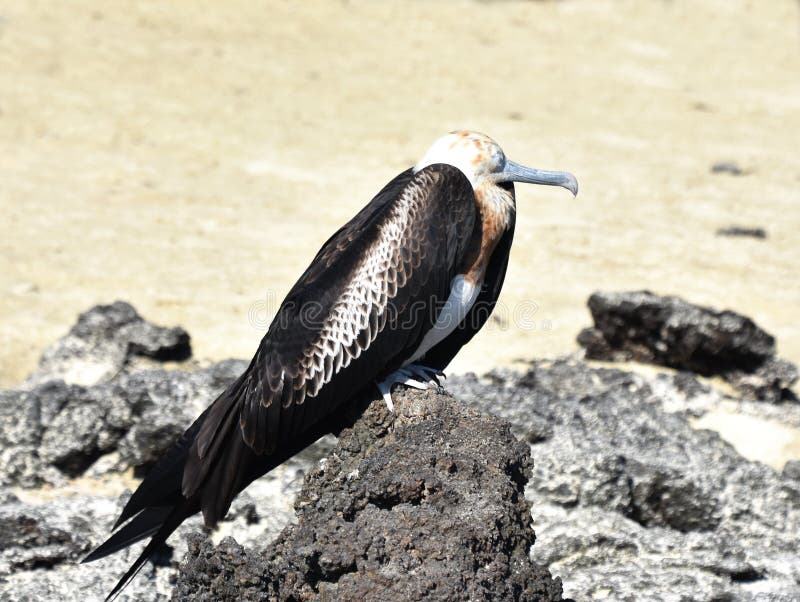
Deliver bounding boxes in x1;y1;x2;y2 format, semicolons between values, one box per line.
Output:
83;372;338;601
82;367;260;600
81;398;212;600
83;499;197;600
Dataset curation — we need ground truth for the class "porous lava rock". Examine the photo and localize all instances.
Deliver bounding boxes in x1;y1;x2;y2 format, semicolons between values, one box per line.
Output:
173;388;564;602
577;290;797;401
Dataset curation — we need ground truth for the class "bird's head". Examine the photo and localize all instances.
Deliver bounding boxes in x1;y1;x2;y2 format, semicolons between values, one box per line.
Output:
413;130;578;197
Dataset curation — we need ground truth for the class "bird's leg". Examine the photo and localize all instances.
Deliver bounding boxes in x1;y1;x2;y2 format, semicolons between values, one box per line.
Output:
374;364;446;412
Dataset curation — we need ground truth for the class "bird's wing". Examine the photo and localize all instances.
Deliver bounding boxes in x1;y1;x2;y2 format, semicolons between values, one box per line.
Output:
182;163;476;519
88;164;477;600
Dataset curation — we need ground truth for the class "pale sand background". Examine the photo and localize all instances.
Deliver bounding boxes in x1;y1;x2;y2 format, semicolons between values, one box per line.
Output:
2;2;799;398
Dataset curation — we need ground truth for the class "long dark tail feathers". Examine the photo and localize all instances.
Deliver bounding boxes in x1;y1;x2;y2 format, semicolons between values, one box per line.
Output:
82;506;172;563
84;378;267;600
84;370;340;600
82;397;219;599
102;501;195;601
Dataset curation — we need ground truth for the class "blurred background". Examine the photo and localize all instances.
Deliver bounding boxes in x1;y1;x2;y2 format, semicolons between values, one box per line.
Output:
2;0;799;388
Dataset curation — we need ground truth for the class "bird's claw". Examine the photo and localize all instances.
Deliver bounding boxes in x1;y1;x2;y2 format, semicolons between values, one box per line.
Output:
374;364;446;412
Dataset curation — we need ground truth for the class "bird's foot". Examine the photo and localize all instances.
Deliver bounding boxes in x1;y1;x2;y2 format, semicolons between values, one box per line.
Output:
375;364;446;412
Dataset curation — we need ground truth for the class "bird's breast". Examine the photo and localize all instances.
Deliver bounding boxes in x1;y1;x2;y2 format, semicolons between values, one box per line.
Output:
405;274;482;365
404;183;513;365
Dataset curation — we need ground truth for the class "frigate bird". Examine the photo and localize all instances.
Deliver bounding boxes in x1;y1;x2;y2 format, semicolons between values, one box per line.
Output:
84;130;578;599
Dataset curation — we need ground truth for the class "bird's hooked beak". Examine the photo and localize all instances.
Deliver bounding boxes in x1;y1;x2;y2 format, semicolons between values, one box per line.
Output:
492;160;579;197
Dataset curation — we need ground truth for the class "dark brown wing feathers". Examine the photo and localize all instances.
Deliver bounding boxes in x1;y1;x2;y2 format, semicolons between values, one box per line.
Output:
88;164;478;600
184;164;475;521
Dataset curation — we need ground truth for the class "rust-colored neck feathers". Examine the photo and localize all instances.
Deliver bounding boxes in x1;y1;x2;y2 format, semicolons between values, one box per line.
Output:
459;183;516;285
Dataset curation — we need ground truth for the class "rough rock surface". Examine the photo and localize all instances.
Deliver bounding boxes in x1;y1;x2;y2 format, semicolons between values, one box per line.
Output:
0;486;202;602
0;463;319;602
3;301;800;601
174;388;564;602
0;360;248;488
0;305;315;600
577;290;798;401
449;359;800;601
23;301;191;389
0;303;255;488
1;304;560;601
0;490;90;575
724;357;799;404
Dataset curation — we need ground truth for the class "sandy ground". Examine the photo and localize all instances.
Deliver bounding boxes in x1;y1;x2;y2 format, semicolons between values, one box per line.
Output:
2;1;799;458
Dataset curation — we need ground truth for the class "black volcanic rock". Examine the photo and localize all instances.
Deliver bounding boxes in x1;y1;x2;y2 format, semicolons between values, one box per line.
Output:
0;486;203;602
724;357;799;404
23;301;191;389
0;304;250;487
173;388;564;602
577;290;775;372
0;492;88;574
4;301;800;601
0;363;248;488
449;359;800;601
577;290;797;401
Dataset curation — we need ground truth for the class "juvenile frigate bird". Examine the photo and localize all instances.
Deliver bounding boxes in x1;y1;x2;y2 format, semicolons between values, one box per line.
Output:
85;130;578;598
